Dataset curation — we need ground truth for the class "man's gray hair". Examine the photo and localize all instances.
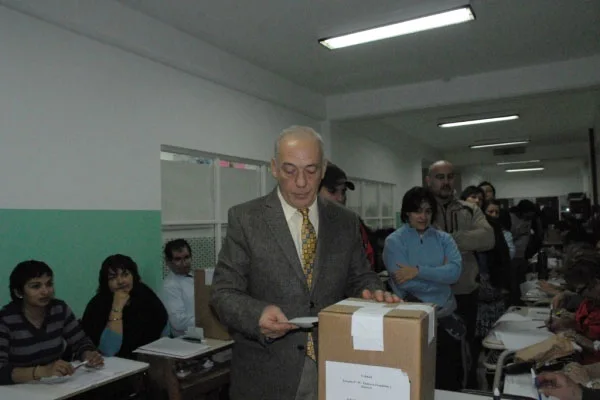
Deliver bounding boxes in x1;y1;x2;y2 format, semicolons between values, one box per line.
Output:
273;125;325;163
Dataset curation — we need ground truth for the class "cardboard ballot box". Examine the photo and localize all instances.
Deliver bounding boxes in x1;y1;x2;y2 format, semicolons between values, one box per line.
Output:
318;299;436;400
194;268;231;340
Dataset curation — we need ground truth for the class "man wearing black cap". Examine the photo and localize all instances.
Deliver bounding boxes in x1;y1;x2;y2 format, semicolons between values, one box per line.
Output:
319;162;376;270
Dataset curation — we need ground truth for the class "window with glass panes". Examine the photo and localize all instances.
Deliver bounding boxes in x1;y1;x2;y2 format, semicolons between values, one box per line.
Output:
160;148;396;275
160;147;276;276
345;179;396;230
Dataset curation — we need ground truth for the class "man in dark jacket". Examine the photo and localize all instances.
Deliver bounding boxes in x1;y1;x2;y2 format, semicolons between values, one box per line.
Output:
426;160;495;387
319;162;376;271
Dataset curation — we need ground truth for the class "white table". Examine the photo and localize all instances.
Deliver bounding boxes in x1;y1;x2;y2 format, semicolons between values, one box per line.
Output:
0;357;149;400
134;338;234;400
479;306;552;391
134;337;233;359
482;306;551;350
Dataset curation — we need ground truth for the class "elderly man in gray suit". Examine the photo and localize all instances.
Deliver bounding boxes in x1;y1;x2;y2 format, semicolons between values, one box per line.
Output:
211;126;400;400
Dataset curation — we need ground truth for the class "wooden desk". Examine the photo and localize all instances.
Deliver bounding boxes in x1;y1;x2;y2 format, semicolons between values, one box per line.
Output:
136;338;234;400
0;357;149;400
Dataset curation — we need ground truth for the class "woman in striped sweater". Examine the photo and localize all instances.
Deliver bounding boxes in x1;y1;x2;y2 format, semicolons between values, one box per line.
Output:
0;260;103;385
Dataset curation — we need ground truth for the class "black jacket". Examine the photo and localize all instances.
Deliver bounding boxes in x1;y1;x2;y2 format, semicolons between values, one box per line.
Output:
582;386;597;400
484;216;511;289
81;282;167;359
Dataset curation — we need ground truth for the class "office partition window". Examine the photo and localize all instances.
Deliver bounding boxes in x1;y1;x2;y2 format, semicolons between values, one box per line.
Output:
160;149;271;275
345;179;396;230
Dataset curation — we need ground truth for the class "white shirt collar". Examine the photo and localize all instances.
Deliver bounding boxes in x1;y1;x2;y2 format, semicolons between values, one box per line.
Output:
167;270;193;279
277;188;318;222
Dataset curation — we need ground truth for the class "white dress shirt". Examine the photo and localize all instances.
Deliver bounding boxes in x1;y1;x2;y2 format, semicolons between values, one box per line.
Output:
162;270;195;337
277;188;319;263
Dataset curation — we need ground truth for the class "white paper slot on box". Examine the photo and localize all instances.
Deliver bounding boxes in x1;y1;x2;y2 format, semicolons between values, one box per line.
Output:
204;267;215;285
351;307;391;351
395;304;435;344
325;361;410;400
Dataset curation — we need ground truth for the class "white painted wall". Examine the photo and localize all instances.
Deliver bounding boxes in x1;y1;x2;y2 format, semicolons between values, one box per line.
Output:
330;122;441;209
0;0;324;119
0;7;322;210
327;55;600;120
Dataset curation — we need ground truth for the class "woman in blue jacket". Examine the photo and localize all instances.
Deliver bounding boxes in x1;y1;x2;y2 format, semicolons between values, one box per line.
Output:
383;186;465;391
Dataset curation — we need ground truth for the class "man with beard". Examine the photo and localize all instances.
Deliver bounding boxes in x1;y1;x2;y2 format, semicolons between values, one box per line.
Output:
426;160;494;387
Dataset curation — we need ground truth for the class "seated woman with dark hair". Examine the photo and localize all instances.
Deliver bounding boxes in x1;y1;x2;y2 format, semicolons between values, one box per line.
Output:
82;254;167;359
0;261;103;385
383;186;464;390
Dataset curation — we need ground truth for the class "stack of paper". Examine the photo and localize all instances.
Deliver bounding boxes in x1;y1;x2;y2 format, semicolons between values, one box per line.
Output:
492;321;554;350
134;337;210;359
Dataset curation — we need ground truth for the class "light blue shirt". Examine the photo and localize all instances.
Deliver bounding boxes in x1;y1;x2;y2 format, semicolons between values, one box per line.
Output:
503;230;516;259
99;328;122;357
383;225;462;317
162;271;195;337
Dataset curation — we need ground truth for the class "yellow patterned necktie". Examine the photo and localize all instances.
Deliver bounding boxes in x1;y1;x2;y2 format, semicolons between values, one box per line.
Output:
299;208;316;361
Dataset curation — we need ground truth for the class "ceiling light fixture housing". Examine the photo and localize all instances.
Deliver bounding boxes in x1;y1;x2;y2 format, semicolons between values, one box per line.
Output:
319;6;475;50
496;160;541;166
505;167;545;173
439;114;519;128
470;140;530;149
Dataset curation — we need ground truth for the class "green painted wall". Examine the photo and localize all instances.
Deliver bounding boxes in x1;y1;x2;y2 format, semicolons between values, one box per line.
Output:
0;209;162;317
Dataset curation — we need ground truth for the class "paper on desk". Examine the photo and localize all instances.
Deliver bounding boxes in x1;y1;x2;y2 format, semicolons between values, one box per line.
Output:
63;369;115;390
527;308;551;321
326;361;409;400
495;312;531;324
134;337;209;359
493;321;554;350
504;373;556;400
520;281;552;300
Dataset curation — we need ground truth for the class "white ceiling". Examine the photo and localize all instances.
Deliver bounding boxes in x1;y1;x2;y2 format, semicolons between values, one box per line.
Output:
116;0;600;160
119;0;600;94
379;88;600;150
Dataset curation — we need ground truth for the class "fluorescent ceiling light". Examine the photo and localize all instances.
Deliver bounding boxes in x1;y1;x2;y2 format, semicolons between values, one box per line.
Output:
470;140;530;149
506;167;545;173
439;115;519;128
319;6;475;50
496;160;541;166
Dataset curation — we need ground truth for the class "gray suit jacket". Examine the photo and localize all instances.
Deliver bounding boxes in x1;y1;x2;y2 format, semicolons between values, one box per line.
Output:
210;189;383;400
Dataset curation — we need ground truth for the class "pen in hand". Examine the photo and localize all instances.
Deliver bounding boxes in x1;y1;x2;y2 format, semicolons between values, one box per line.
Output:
73;360;89;371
